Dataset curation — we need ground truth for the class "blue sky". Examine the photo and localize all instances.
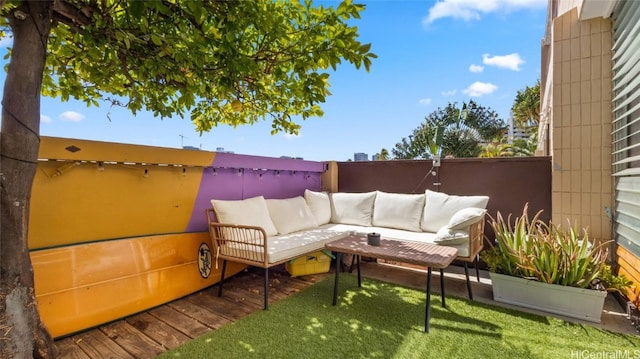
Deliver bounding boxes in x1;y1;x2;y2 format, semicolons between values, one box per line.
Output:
1;0;547;162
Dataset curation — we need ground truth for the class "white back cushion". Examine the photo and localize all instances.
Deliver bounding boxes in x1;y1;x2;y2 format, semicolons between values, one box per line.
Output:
304;189;331;225
421;190;489;232
266;196;318;235
372;191;425;232
211;196;278;236
434;226;470;245
330;191;377;226
448;207;487;230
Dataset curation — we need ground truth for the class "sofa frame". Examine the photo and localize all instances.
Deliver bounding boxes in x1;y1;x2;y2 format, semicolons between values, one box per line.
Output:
206;208;332;310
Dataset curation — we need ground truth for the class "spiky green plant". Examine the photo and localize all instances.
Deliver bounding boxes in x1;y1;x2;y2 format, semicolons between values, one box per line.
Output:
482;204;632;293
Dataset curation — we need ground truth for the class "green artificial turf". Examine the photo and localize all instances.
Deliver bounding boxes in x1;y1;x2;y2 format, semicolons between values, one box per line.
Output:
158;274;640;359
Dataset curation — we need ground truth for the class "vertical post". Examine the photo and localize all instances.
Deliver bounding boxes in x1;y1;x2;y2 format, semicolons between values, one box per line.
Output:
440;268;445;308
218;260;227;297
356;255;361;287
321;161;339;193
425;267;432;333
332;252;342;305
264;267;269;310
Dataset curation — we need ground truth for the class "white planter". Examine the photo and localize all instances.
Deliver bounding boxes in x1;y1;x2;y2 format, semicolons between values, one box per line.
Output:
489;272;607;323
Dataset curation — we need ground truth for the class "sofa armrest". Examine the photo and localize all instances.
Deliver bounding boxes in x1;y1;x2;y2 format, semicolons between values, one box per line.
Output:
206;209;269;267
459;216;485;261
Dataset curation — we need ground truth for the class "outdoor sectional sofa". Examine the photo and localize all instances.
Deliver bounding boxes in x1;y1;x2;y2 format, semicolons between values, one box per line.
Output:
206;189;489;309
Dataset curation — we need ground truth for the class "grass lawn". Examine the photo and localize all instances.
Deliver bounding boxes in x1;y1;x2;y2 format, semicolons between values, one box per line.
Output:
158;274;640;358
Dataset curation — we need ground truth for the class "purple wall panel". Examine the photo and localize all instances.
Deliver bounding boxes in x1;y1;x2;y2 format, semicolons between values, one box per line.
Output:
185;153;324;232
213;152;325;172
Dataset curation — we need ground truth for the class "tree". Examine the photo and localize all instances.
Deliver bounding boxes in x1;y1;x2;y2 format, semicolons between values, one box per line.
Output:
375;148;389;160
511;80;540;135
392;101;506;159
0;1;376;357
479;136;514;158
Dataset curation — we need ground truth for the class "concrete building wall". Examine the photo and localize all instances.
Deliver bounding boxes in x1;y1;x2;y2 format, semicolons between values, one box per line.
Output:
544;8;614;241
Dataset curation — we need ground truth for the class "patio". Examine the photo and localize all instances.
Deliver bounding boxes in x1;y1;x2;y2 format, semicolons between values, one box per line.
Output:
53;261;638;358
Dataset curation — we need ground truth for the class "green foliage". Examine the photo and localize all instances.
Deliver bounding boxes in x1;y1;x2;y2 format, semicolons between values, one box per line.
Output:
392;100;506;159
597;264;635;294
34;0;376;134
479;133;537;158
375;148;389;160
511;80;540;135
483;204;633;293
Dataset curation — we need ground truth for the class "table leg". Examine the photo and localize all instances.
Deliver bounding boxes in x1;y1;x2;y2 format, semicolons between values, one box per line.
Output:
332;252;342;306
425;267;432;333
356;255;361;287
440;268;445;308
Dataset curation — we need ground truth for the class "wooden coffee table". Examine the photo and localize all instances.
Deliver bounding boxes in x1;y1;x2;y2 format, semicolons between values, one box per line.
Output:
325;234;458;333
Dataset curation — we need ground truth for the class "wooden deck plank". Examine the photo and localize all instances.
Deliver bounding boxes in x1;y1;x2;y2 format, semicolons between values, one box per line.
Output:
100;320;166;358
147;305;211;339
54;266;329;358
54;338;91;359
187;289;256;320
166;296;232;330
73;329;134;359
125;312;191;350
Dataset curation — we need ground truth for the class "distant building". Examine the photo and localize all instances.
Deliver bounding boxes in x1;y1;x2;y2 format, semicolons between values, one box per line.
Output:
280;156;305;160
354;152;369;161
507;117;528;142
215;147;234;154
182;146;200;151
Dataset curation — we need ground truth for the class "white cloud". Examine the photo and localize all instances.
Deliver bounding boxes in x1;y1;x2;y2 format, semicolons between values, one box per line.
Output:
419;98;432;106
40;115;52;124
283;132;300;140
463;82;498;97
441;89;457;96
469;64;484;73
482;53;525;71
58;111;85;122
424;0;546;24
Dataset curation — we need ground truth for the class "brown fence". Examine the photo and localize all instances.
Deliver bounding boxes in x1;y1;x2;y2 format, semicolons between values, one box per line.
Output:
334;156;553;240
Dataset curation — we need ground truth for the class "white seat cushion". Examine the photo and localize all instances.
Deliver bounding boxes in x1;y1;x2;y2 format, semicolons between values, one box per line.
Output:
421;190;489;233
372;191;425;232
330;191;377;226
266;197;318;235
211;196;278;236
304;189;332;225
227;229;348;264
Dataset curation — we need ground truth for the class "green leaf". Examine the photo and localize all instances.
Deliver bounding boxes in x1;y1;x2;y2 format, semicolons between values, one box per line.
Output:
150;34;163;46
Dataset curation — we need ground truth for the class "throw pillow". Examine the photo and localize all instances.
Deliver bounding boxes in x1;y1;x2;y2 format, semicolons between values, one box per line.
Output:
330;191;377;226
371;191;425;232
421;190;489;233
448;207;487;230
211;196;278;236
304;189;332;225
266;196;318;235
433;225;469;245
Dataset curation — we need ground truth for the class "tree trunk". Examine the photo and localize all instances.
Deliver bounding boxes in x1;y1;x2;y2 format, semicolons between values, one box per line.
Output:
0;1;55;358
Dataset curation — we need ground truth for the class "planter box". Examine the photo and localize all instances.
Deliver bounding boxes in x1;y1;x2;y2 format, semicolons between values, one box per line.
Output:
489;272;607;323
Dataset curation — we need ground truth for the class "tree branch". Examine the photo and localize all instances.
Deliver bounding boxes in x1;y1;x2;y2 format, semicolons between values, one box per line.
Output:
52;0;93;27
